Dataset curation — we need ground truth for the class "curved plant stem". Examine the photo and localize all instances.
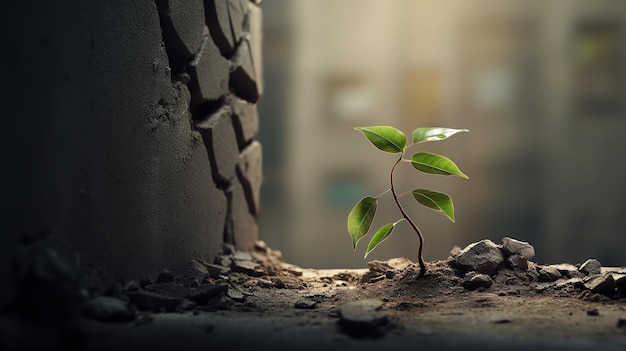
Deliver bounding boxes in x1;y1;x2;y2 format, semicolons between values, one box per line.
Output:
390;154;426;277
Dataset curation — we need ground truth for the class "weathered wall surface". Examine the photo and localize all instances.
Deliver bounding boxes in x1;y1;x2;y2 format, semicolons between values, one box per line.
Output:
0;0;262;308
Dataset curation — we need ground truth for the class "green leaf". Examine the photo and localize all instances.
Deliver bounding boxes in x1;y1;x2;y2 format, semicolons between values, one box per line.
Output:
412;127;469;144
410;152;469;179
364;223;396;258
347;196;378;249
355;126;406;154
412;189;455;222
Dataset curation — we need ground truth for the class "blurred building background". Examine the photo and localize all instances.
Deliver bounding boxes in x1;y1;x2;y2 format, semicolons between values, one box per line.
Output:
257;0;626;268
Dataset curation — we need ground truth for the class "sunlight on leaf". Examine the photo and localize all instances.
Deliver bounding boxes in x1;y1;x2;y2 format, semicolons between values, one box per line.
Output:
410;152;469;179
347;196;378;249
355;126;406;154
412;189;455;222
364;223;396;258
412;127;469;144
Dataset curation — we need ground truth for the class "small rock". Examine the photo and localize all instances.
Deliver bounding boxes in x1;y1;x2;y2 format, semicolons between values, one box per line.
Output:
156;269;176;284
579;259;602;276
232;251;254;262
587;308;599;316
338;299;388;335
83;296;136;322
124;280;140;292
231;260;264;276
583;274;616;296
617;319;626;328
537;266;563;282
294;299;317;309
507;255;528;271
206;263;227;278
547;263;582;278
456;240;505;275
254;240;268;252
183;259;210;282
227;287;245;302
449;245;462;258
461;273;493;290
501;237;535;259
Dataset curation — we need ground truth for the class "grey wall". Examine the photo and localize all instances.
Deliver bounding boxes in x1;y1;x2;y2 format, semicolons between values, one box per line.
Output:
0;0;262;308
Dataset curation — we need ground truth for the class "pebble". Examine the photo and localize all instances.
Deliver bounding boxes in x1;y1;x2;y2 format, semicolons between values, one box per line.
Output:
501;237;535;259
537;266;563;282
294;299;317;309
227;287;245;302
183;259;210;282
579;259;602;276
456;240;504;275
461;273;493;290
583;274;616;296
507;255;528;271
338;299;388;334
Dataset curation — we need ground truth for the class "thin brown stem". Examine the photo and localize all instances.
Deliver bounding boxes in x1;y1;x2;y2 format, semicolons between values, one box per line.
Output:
390;154;426;277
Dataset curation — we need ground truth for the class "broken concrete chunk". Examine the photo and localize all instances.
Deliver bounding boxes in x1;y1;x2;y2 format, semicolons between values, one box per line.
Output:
237;141;262;215
187;33;229;109
537;266;563;282
204;0;236;55
583;274;616;296
156;269;176;284
579;259;602;276
501;237;535;259
230;39;260;103
83;296;136;322
507;254;529;271
231;259;264;276
461;273;493;290
339;299;388;334
456;240;504;275
294;299;317;309
195;108;239;182
183;259;210;283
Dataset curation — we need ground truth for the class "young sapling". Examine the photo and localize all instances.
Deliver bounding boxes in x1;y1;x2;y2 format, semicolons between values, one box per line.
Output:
347;126;469;277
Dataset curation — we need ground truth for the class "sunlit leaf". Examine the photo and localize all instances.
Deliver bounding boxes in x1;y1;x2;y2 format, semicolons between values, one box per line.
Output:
364;223;396;258
347;196;378;249
355;126;406;154
410;152;469;179
412;189;455;222
412;127;468;144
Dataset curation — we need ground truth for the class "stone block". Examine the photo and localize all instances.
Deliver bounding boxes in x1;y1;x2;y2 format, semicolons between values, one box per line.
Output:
204;0;236;55
237;141;263;215
227;95;259;146
230;177;259;251
194;107;239;182
247;1;264;96
188;26;230;109
156;0;206;70
230;38;260;103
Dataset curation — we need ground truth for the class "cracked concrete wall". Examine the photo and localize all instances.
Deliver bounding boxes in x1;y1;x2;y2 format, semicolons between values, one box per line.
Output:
0;0;263;307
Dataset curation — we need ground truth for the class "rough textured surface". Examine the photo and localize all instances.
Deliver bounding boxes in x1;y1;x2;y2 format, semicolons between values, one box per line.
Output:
204;0;236;55
456;240;505;275
230;39;260;103
501;237;536;259
580;259;603;276
0;0;262;311
230;178;259;251
228;95;260;147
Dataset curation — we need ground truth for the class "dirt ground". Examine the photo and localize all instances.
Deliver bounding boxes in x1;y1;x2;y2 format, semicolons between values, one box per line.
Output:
2;244;626;351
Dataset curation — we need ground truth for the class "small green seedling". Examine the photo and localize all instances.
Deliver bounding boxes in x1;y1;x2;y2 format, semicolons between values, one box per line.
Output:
347;126;469;277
